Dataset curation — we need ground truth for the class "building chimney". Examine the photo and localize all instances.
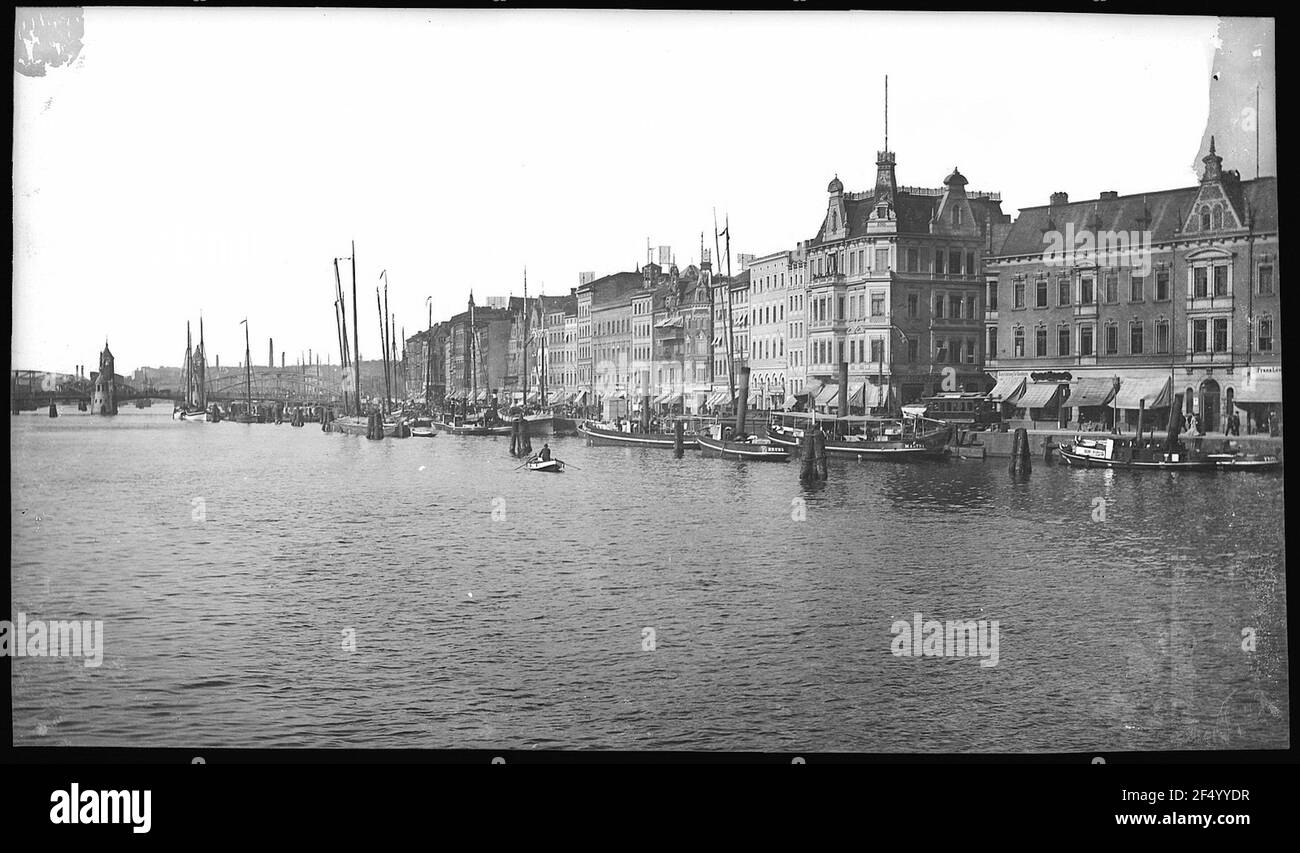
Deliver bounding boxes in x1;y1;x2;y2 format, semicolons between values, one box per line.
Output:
1050;192;1069;206
1099;190;1119;201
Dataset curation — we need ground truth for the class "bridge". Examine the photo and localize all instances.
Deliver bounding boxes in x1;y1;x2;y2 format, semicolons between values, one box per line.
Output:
10;367;345;411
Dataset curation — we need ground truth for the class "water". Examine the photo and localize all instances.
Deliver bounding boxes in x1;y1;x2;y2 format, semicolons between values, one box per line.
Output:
10;408;1289;752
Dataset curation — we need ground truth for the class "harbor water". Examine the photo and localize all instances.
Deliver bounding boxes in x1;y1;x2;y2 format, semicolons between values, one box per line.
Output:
10;408;1289;752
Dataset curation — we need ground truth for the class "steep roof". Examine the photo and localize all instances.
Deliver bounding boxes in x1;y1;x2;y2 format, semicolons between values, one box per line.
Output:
991;176;1277;258
807;190;1005;247
589;271;646;311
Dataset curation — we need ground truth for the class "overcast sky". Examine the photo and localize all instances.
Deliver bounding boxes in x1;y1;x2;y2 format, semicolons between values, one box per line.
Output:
14;9;1270;373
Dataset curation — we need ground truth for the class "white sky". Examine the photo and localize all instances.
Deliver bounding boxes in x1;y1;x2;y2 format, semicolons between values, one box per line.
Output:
14;9;1238;372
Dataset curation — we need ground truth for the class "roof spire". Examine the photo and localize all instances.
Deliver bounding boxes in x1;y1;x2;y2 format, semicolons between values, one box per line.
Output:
883;74;888;151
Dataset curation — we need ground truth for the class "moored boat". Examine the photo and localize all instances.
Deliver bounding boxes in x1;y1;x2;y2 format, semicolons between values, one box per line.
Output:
1057;436;1218;470
577;419;701;449
767;413;949;461
697;423;791;462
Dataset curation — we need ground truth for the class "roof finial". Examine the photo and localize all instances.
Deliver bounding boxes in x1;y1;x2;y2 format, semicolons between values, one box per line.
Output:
1209;135;1216;155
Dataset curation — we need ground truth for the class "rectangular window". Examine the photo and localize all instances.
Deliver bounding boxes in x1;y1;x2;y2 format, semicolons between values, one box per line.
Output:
1130;275;1144;302
849;252;857;276
949;251;963;274
908;293;919;317
1080;325;1094;356
935;251;945;275
837;297;845;320
1194;267;1208;298
966;296;976;320
876;248;889;271
1035;327;1047;357
1036;278;1048;308
1013;328;1025;358
1213;265;1229;297
1104;324;1118;355
1258;264;1274;295
871;293;884;316
907;248;919;272
1129;322;1143;354
987;281;998;311
1155;320;1169;354
1156;269;1170;301
1058;278;1071;306
1080;277;1094;304
1212;317;1228;351
935;294;945;319
870;337;884;362
967;252;976;274
987;327;997;358
1258;317;1273;351
907;337;918;362
1192;319;1208;352
1013;281;1025;308
1058;326;1070;356
936;339;949;362
1104;272;1118;303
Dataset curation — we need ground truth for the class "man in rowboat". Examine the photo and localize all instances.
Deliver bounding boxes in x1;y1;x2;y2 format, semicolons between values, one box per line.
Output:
538;443;552;462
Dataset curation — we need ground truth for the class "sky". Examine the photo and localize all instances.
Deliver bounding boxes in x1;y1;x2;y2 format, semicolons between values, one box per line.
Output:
13;9;1274;374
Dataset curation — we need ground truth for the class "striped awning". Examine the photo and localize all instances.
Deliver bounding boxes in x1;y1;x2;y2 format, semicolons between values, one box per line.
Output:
782;393;799;409
657;391;683;405
707;389;732;407
815;384;841;406
1067;378;1118;408
1015;382;1064;410
1114;376;1171;410
989;375;1027;403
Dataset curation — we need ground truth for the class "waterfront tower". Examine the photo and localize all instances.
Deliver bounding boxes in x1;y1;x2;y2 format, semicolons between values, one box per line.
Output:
91;339;117;415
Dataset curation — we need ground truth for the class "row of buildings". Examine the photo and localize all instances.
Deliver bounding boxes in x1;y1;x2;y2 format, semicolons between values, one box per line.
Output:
404;137;1280;433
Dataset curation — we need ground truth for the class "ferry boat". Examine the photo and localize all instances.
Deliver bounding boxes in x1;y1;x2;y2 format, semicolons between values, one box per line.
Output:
577;418;702;449
1057;436;1219;470
766;412;950;460
697;423;791;462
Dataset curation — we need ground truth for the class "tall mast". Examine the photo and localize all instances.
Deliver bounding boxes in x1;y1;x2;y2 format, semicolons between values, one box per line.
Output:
351;242;362;417
470;295;478;401
377;285;390;416
522;267;528;407
540;285;547;408
722;213;736;412
198;314;206;407
242;318;252;414
184;321;193;407
333;258;351;416
425;296;433;410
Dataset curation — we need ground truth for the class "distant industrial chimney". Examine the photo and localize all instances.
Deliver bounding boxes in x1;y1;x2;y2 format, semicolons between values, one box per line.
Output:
269;338;274;368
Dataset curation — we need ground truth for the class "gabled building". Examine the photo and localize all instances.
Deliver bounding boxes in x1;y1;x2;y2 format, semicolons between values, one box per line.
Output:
984;139;1279;432
803;147;1009;412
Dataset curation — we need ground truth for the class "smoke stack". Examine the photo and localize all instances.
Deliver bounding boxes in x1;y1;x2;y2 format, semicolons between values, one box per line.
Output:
1050;191;1069;207
269;338;274;368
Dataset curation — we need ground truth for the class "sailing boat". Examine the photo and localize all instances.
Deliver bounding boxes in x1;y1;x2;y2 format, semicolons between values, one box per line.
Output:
173;320;211;421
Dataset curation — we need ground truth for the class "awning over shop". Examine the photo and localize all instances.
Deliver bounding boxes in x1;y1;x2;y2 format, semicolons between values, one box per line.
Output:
814;384;841;407
473;389;489;403
1114;376;1171;410
572;390;588;405
527;390;542;403
847;383;884;408
606;389;627;401
657;391;683;406
989;375;1027;403
1234;370;1282;404
782;393;799;409
1067;378;1118;409
707;389;732;407
1014;382;1064;410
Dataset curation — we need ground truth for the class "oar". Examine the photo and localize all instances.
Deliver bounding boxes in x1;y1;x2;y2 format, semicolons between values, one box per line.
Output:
553;457;581;470
513;453;538;471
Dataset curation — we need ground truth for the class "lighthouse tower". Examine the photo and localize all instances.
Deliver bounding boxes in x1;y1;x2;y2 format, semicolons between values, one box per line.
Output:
91;340;117;415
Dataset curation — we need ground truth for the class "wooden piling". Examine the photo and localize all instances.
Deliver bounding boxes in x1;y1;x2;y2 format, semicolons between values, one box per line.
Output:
1009;427;1031;476
736;366;751;437
674;419;684;458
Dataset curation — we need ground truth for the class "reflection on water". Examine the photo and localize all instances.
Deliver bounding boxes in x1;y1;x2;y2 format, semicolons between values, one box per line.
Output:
9;408;1289;751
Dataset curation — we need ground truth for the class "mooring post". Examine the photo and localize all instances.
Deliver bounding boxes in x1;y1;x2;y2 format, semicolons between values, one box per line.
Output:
674;419;684;458
1009;427;1031;476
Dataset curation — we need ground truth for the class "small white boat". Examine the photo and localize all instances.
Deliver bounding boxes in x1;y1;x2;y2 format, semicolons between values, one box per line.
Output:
525;457;565;473
410;425;437;438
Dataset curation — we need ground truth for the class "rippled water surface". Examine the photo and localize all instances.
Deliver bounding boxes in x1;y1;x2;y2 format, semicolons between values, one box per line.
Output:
10;408;1289;752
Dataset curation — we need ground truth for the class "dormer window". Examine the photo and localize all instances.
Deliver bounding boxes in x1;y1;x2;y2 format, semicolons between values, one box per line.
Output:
876;204;888;219
1200;206;1211;231
831;211;839;232
952;206;962;226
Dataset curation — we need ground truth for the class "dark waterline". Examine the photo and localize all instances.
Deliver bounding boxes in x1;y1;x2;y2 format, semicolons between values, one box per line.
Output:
10;408;1289;751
